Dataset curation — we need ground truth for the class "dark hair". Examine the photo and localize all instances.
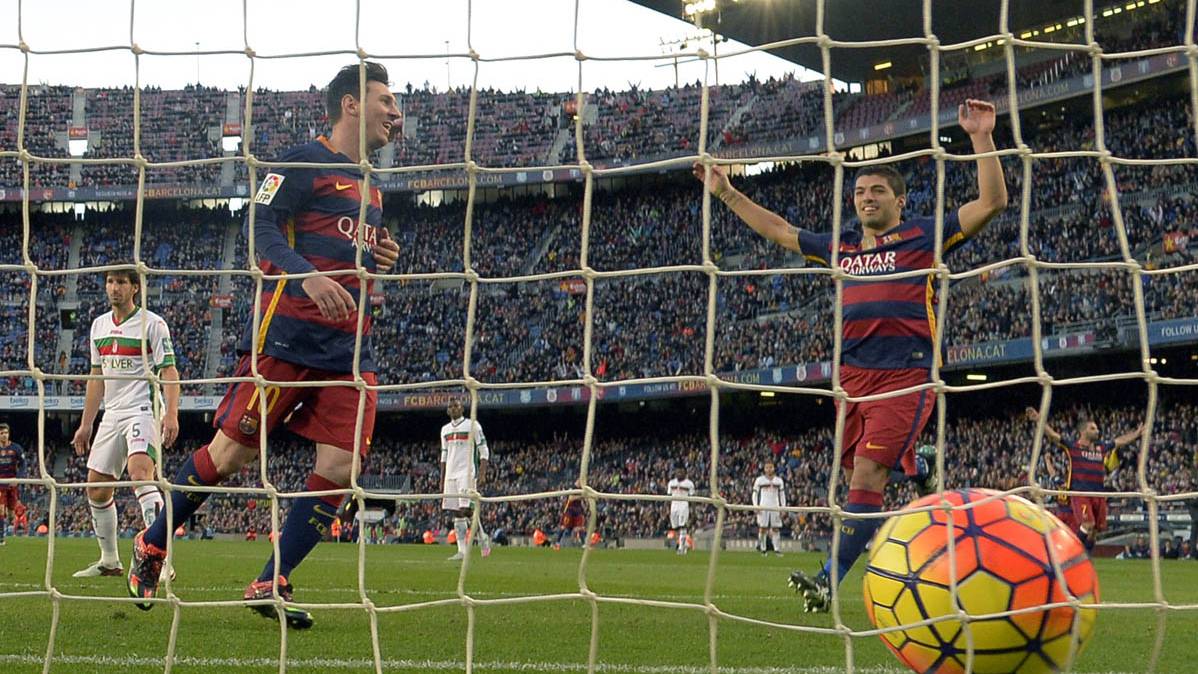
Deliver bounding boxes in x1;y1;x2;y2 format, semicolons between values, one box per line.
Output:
0;423;8;432
325;62;390;124
105;265;140;288
854;165;906;197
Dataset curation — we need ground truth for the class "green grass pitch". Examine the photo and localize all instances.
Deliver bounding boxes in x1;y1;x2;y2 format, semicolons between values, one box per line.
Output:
0;537;1196;673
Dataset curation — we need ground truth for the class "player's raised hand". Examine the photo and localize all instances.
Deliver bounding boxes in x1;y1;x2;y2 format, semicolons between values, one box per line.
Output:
372;229;399;273
162;414;179;449
302;275;357;322
691;161;732;198
72;425;91;456
959;99;997;136
1024;406;1040;422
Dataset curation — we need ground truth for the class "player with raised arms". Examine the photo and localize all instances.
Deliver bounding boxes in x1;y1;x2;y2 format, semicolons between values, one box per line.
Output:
695;99;1007;612
752;461;786;556
1025;407;1144;550
126;62;401;629
667;467;695;555
440;399;492;560
0;423;26;545
72;268;179;577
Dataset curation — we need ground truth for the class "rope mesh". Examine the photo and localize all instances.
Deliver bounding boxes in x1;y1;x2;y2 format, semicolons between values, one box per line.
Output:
0;0;1194;671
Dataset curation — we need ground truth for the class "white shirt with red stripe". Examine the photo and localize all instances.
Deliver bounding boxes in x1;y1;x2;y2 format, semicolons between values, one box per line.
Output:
439;417;489;481
89;308;175;417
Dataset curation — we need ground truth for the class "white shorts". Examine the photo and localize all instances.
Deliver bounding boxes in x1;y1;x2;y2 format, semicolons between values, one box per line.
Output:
757;510;783;529
87;412;159;478
442;475;477;511
670;506;689;529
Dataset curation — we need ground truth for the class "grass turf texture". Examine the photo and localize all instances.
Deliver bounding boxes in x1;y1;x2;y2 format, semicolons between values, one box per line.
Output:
0;537;1195;673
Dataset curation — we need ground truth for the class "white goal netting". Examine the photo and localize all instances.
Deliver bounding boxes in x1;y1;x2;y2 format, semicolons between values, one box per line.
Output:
1;0;1197;672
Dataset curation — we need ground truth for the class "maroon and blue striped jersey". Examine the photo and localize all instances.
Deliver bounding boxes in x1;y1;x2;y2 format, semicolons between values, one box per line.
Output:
0;443;25;479
1058;435;1114;491
797;212;967;370
239;137;384;373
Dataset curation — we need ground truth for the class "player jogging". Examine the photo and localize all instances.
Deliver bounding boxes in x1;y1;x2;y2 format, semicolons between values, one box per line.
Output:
696;99;1007;612
0;423;26;545
752;461;786;556
440;399;492;561
126;62;401;629
667;468;695;555
1025;407;1143;550
72;268;179;577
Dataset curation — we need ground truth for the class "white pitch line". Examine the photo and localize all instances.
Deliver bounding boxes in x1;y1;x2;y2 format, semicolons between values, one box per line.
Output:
0;653;1146;674
0;581;845;603
0;653;921;673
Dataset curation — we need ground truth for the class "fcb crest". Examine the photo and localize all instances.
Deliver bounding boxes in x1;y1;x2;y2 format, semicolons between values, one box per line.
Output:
238;412;260;436
254;173;286;205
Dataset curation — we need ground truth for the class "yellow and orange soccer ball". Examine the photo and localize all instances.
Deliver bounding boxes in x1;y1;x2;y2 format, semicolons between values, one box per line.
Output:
863;489;1099;674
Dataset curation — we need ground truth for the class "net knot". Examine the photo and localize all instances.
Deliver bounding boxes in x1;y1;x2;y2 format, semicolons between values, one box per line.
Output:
582;373;598;388
924;35;941;51
695;48;710;60
463;374;481;391
574;49;587;62
130;43;144;56
18;40;28;53
465;159;478;174
468;48;480;61
463;267;480;283
243;46;256;58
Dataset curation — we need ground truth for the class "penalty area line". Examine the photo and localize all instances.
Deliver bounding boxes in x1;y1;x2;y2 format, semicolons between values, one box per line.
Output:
0;653;916;673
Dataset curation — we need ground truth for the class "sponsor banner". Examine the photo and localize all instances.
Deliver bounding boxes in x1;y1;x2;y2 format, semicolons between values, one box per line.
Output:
209;294;233;309
222;122;242;137
944;331;1096;367
1149;316;1198;346
1;321;1193;411
67;126;89;140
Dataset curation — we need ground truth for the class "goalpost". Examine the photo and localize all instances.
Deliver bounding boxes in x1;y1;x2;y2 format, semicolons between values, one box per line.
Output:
1;0;1197;672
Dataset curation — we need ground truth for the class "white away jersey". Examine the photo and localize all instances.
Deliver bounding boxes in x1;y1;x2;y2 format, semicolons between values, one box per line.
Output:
440;417;489;479
667;478;696;510
752;475;786;508
89;308;176;417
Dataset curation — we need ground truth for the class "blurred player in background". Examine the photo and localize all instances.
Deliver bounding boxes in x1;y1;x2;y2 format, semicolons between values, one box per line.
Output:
752;461;785;556
126;62;400;629
1026;407;1144;550
697;99;1007;612
72;268;179;577
667;468;695;555
555;481;587;550
440;399;492;561
0;423;25;545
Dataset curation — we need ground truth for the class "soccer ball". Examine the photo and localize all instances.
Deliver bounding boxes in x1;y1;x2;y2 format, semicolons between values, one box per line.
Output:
863;489;1099;674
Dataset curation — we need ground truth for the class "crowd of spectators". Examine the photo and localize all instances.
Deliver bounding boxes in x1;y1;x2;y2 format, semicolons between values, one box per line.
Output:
2;0;1190;188
10;400;1196;551
2;89;1196;391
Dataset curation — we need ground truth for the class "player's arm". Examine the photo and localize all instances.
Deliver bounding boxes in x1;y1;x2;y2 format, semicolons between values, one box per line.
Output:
250;167;355;322
751;479;760;507
955;99;1008;239
439;432;448;486
778;479;786;509
1024;407;1063;445
152;319;180;448
1113;423;1145;448
73;367;104;456
692;163;803;253
159;365;180;448
475;423;489;489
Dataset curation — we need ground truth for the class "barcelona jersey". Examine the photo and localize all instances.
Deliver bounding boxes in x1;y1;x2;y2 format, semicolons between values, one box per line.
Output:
0;443;24;479
239;137;385;373
797;212;967;370
1058;435;1113;491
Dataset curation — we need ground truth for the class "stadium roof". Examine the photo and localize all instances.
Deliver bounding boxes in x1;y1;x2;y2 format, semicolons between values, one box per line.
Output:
629;0;1092;82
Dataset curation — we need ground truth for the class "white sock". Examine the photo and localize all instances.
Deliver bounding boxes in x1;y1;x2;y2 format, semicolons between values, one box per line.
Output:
88;497;120;566
477;522;490;546
678;528;687;550
771;530;782;553
454;517;469;554
135;485;163;529
758;531;767;550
